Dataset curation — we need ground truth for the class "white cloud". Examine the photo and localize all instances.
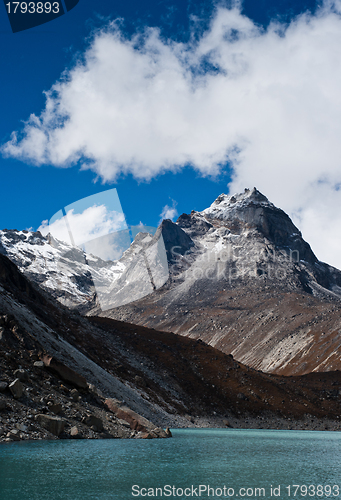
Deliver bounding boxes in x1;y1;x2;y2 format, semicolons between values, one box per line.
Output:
160;200;178;222
4;1;341;267
39;204;126;247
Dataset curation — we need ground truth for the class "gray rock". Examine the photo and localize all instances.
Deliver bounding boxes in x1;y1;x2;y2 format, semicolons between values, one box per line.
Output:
117;419;130;427
16;423;28;432
9;379;23;399
87;384;104;399
70;426;82;438
237;393;247;400
7;430;20;441
35;414;65;436
13;369;29;382
42;356;87;389
84;414;103;432
150;427;168;438
0;398;6;411
33;361;44;368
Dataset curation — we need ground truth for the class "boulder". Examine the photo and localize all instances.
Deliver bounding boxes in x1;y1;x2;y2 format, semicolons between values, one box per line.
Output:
9;378;23;399
7;430;20;441
42;356;87;389
35;414;65;436
0;398;6;411
16;423;28;432
84;414;103;432
135;431;154;439
49;403;62;415
70;389;80;402
33;361;44;368
117;419;130;427
0;381;8;392
150;427;168;438
87;384;104;399
13;369;29;382
70;426;82;438
105;399;154;432
165;427;172;438
223;419;231;427
237;393;247;400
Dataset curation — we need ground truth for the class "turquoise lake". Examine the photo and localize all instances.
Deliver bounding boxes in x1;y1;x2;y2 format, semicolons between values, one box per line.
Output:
0;429;340;500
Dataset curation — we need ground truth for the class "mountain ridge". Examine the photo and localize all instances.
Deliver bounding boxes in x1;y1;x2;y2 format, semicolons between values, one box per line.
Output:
1;188;341;376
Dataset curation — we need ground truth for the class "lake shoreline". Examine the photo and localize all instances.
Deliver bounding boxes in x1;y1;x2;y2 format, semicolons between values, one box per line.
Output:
2;404;340;444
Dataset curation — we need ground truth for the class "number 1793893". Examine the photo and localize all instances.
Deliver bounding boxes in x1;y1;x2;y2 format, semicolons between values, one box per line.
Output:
5;2;60;14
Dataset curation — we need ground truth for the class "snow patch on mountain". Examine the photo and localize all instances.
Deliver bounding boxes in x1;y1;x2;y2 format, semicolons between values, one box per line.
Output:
202;187;274;220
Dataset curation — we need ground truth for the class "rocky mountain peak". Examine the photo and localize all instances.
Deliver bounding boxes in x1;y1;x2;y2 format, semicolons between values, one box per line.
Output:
203;187;282;226
209;187;270;211
195;188;316;264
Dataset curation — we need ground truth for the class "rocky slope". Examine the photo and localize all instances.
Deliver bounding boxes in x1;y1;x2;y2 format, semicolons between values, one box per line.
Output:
1;252;341;440
100;188;341;375
0;253;175;442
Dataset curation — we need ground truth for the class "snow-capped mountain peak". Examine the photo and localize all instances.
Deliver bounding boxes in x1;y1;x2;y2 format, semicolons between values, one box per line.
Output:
203;187;273;219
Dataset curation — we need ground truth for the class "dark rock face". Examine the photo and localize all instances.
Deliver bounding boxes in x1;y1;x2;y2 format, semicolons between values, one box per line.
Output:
156;219;194;263
177;213;213;238
241;203;315;262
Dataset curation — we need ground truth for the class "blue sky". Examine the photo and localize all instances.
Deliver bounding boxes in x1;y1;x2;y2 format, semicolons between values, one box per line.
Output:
3;0;341;268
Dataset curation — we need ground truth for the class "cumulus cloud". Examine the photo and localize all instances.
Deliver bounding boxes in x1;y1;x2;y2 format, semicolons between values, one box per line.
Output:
4;1;341;266
160;200;178;222
39;205;127;247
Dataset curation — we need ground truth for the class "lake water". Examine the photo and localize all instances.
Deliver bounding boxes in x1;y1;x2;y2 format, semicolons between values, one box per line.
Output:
0;429;340;500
